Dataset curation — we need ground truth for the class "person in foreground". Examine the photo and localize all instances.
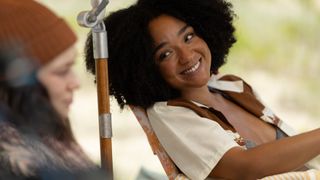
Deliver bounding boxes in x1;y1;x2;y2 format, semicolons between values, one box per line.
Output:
84;0;320;179
0;0;98;179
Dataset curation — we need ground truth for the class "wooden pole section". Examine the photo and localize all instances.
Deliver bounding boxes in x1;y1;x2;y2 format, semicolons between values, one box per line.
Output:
96;59;113;177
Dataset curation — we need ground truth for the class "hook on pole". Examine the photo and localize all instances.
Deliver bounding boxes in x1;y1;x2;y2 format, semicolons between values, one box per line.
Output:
77;0;109;28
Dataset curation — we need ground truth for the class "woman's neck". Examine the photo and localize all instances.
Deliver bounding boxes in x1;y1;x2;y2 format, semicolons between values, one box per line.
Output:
181;86;211;104
180;86;226;110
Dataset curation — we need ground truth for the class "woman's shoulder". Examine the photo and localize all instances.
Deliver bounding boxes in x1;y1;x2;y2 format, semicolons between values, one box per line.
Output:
147;101;200;118
208;73;256;94
214;73;244;81
146;102;241;180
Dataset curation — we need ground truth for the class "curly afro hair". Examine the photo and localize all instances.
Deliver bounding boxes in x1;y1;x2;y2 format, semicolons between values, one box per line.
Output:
85;0;236;109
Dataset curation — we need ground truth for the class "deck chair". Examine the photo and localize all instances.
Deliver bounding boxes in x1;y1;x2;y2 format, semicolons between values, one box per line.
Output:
130;106;320;180
129;105;189;180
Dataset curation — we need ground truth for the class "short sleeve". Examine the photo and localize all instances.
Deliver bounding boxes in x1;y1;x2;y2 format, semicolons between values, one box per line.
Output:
147;102;240;180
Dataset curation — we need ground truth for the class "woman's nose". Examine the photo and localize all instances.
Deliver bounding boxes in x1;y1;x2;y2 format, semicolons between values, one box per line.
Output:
68;71;80;90
178;46;194;65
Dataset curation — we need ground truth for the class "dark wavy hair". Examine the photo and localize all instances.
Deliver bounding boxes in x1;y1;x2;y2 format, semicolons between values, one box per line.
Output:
85;0;236;109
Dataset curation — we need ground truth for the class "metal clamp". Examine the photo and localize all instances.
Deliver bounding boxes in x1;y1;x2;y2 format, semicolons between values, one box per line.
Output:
99;113;112;138
92;23;108;59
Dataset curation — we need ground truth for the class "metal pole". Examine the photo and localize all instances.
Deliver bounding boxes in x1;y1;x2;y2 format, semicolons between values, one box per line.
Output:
76;0;113;178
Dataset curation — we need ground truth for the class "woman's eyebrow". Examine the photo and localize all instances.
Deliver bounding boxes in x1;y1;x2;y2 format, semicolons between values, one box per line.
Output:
153;43;166;55
177;25;190;36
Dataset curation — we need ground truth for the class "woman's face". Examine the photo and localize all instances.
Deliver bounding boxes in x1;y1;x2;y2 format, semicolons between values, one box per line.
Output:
37;45;79;119
149;15;212;93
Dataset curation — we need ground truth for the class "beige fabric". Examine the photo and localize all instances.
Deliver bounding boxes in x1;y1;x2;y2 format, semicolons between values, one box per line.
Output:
147;102;240;180
261;169;320;180
207;73;244;93
174;174;191;180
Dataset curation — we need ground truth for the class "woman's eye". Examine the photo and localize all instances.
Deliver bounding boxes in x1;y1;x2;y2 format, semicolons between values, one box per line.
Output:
185;33;194;42
55;69;69;76
159;51;171;61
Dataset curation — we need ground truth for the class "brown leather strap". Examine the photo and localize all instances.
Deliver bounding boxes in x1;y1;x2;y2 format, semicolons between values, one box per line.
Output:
168;99;236;132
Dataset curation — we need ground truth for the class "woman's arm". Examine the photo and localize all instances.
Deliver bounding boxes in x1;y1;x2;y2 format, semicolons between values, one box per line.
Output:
210;128;320;180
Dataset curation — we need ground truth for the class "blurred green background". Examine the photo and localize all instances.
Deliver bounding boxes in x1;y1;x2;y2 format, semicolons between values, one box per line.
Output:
38;0;320;179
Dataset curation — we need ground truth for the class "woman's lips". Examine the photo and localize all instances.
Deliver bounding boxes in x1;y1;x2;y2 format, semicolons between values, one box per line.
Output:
181;58;201;75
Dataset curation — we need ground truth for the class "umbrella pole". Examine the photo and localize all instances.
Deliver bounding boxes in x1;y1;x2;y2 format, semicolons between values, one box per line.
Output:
77;0;113;178
96;57;113;174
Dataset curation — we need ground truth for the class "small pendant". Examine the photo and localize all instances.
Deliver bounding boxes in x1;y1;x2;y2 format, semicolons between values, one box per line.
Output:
234;136;246;146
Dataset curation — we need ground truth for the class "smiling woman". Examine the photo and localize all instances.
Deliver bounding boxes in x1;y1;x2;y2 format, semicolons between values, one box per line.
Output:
84;0;320;179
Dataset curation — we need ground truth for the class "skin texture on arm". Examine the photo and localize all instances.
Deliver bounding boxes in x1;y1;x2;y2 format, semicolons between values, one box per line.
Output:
210;128;320;180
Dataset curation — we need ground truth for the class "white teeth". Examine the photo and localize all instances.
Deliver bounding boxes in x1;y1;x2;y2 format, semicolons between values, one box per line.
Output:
183;61;200;74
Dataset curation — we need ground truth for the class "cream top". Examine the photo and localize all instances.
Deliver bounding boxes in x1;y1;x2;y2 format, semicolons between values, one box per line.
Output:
147;101;241;180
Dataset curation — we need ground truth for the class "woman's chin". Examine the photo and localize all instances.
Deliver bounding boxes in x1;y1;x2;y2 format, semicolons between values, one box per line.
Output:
56;108;69;121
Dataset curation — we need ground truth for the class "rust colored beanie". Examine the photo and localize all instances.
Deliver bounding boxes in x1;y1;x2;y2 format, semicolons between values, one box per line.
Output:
0;0;77;65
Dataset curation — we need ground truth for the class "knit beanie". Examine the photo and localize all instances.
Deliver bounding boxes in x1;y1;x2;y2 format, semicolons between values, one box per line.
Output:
0;0;77;65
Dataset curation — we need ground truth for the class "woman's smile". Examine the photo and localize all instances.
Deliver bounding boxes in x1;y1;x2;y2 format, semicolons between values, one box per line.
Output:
181;58;201;75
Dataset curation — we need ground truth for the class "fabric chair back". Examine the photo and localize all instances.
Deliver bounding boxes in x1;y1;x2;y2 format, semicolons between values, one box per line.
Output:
130;105;188;180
